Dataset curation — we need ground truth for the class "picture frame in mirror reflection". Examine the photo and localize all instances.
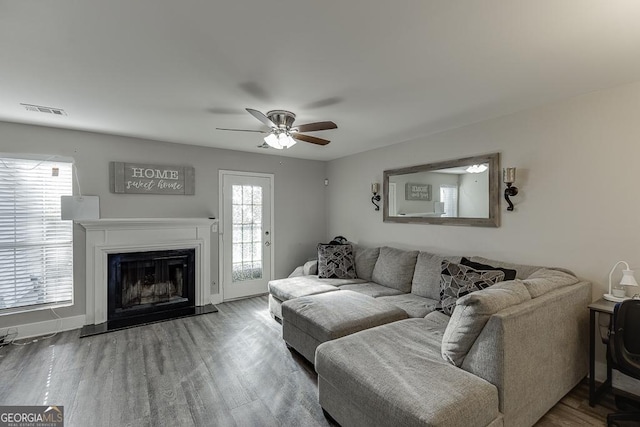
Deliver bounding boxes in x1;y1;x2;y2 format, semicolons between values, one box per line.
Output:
405;183;431;201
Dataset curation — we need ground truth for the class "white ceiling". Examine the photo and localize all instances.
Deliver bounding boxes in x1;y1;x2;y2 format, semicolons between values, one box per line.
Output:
1;1;640;161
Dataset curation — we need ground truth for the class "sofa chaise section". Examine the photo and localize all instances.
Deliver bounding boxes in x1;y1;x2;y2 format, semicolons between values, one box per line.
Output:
315;275;591;427
282;290;408;363
268;275;364;319
316;316;502;427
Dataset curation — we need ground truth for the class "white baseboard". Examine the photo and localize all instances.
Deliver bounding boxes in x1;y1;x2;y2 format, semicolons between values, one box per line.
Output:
6;315;86;340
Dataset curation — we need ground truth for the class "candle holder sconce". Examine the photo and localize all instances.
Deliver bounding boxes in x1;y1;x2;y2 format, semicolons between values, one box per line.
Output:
371;183;381;211
503;168;519;211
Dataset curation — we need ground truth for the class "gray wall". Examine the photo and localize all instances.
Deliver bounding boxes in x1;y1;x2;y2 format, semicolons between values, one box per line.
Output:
0;121;327;328
327;80;640;300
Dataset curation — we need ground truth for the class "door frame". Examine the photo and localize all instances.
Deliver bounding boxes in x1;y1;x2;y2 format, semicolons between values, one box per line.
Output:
388;182;397;216
218;170;275;301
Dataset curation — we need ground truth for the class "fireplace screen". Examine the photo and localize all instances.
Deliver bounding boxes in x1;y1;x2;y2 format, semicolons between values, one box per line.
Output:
108;249;195;320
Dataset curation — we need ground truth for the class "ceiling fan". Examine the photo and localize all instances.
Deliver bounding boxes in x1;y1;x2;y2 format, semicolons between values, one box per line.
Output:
216;108;337;149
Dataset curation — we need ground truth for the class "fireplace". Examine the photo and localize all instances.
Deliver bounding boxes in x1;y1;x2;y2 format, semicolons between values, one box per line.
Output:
108;248;196;324
79;218;219;336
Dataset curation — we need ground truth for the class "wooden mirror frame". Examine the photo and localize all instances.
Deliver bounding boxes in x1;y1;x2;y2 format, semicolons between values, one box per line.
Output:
383;152;500;227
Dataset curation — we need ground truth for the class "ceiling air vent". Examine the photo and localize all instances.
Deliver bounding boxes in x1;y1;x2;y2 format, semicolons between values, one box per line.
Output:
21;103;67;116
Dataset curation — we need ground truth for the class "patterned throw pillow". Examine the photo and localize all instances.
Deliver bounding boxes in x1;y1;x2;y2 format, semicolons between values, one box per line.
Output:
460;257;517;281
317;244;356;279
437;261;506;316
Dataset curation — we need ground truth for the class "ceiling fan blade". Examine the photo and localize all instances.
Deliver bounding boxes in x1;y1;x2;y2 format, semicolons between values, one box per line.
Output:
216;128;267;133
246;108;277;128
291;133;330;146
294;121;338;133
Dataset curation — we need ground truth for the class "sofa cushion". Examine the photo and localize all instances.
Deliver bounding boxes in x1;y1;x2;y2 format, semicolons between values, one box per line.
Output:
268;276;363;301
282;291;408;342
317;244;356;279
315;318;500;427
339;282;405;298
441;280;531;366
424;310;451;326
353;246;380;281
522;268;578;298
377;294;438;318
460;257;517;281
371;246;419;293
438;261;505;316
411;251;461;300
268;277;340;302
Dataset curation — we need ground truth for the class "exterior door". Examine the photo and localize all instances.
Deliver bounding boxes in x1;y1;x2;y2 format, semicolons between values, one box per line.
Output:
220;171;273;300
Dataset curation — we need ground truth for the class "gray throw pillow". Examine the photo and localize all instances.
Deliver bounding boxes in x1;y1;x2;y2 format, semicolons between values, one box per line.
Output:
317;244;356;279
371;246;419;292
441;280;531;366
437;261;505;316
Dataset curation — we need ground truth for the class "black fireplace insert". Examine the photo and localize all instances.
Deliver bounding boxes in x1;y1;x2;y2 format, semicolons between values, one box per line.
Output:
107;248;196;323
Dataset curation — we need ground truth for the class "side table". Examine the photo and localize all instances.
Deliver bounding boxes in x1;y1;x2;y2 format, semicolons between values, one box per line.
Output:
588;298;616;406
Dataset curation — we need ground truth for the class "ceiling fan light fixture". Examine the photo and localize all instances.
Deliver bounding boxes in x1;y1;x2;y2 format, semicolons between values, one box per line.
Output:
264;133;281;149
263;131;296;149
278;132;297;149
219;108;336;148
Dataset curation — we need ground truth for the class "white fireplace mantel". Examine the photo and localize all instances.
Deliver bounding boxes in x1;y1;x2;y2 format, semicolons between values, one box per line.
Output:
79;218;217;325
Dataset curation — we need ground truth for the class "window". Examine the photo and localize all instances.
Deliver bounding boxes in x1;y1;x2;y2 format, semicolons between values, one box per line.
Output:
0;155;73;314
231;184;263;282
440;184;458;217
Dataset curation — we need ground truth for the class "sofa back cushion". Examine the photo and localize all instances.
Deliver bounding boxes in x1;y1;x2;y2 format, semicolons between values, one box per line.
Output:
441;280;531;366
353;246;380;281
411;252;461;299
522;268;578;298
371;246;419;293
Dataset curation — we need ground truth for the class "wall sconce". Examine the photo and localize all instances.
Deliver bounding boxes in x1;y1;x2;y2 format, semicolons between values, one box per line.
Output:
503;167;519;211
604;261;638;302
371;183;381;211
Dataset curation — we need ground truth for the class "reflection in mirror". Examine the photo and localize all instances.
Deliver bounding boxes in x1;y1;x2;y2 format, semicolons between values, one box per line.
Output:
383;153;500;227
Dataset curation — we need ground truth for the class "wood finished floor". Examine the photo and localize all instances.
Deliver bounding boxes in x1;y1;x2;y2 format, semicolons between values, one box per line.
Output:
0;295;619;426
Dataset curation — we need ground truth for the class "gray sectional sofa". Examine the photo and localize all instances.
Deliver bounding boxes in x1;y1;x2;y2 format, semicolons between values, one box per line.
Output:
267;245;591;427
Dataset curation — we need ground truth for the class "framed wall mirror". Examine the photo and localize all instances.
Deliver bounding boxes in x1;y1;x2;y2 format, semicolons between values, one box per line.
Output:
383;153;500;227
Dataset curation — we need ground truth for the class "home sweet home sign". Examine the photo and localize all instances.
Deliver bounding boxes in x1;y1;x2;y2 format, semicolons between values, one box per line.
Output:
110;162;195;195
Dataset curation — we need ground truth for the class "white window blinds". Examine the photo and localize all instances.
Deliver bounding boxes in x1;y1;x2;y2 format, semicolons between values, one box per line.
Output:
440;184;459;218
0;156;73;314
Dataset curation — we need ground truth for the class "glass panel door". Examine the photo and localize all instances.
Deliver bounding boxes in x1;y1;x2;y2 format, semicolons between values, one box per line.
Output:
222;173;272;300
